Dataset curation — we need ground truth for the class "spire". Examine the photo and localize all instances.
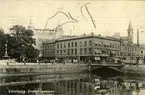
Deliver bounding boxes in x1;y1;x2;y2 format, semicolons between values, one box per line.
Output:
28;16;34;29
127;20;134;44
128;20;133;31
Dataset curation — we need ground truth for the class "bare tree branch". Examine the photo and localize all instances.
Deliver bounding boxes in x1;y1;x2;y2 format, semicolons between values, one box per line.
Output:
44;11;70;29
85;6;96;28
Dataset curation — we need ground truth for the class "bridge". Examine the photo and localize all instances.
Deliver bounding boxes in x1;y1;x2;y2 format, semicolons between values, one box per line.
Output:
89;56;123;74
90;63;123;72
89;63;123;77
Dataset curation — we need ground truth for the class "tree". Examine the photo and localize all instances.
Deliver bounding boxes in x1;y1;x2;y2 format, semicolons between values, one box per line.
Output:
0;29;5;58
9;25;38;61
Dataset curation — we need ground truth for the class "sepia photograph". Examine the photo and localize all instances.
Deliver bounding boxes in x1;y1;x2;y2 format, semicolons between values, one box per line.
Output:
0;0;145;95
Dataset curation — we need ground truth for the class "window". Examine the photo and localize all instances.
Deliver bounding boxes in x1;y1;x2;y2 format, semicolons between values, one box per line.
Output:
75;42;77;47
84;41;87;46
57;44;59;49
112;44;114;48
63;50;66;54
75;49;77;55
68;43;70;47
60;44;62;48
110;43;112;48
64;43;66;48
50;45;52;49
68;49;70;55
57;50;59;55
71;42;74;47
89;48;92;54
60;50;62;55
71;49;73;54
102;50;106;54
125;47;127;50
80;41;82;47
89;40;92;45
80;48;82;55
84;48;87;54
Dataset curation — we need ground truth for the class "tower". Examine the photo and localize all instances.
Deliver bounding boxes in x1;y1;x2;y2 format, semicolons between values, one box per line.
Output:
28;16;34;30
127;21;134;44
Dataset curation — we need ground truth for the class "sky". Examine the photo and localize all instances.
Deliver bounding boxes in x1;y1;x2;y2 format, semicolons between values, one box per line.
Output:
0;0;145;44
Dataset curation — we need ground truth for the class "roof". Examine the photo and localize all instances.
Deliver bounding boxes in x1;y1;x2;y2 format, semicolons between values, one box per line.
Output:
42;40;55;45
140;44;145;48
128;21;133;30
55;34;120;42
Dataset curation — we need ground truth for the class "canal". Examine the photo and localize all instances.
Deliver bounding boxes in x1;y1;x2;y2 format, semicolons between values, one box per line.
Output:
0;73;145;95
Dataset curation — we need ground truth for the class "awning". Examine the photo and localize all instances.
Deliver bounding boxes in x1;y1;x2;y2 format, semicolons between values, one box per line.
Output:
95;41;99;45
104;42;110;46
95;41;102;45
94;57;100;60
111;51;116;54
98;42;102;45
95;49;102;54
95;49;99;53
98;50;102;54
95;41;98;44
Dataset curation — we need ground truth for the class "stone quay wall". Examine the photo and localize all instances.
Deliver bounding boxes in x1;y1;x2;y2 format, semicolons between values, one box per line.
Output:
0;63;89;74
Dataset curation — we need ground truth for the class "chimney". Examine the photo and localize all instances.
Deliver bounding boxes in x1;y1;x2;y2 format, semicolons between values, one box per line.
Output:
137;29;139;46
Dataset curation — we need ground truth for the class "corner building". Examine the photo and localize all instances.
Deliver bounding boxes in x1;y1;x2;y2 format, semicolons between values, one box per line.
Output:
55;33;120;63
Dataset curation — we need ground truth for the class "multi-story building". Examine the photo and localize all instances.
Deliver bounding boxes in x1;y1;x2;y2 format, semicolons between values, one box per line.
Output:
140;44;145;64
120;43;141;63
41;40;55;60
120;21;142;64
140;45;145;57
42;33;120;63
55;34;120;63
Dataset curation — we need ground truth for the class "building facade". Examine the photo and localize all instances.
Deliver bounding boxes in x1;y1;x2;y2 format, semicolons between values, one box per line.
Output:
120;43;141;64
120;21;142;64
140;45;145;63
41;40;55;60
42;33;120;63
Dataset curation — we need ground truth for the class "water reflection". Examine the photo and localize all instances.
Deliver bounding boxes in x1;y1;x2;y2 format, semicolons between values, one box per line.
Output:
0;73;145;95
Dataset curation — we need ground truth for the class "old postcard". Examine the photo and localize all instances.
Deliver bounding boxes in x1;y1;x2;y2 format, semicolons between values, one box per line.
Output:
0;0;145;95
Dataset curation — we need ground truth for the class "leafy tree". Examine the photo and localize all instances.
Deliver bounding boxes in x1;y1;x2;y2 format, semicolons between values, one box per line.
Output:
0;29;5;58
9;25;38;61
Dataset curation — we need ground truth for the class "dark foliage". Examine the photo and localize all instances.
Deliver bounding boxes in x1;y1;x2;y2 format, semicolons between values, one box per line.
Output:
0;25;39;61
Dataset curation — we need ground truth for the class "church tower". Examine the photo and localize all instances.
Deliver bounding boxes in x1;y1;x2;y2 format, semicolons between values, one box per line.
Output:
127;21;134;44
28;16;34;30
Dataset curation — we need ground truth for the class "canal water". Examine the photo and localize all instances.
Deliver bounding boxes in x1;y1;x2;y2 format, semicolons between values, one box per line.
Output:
0;73;145;95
